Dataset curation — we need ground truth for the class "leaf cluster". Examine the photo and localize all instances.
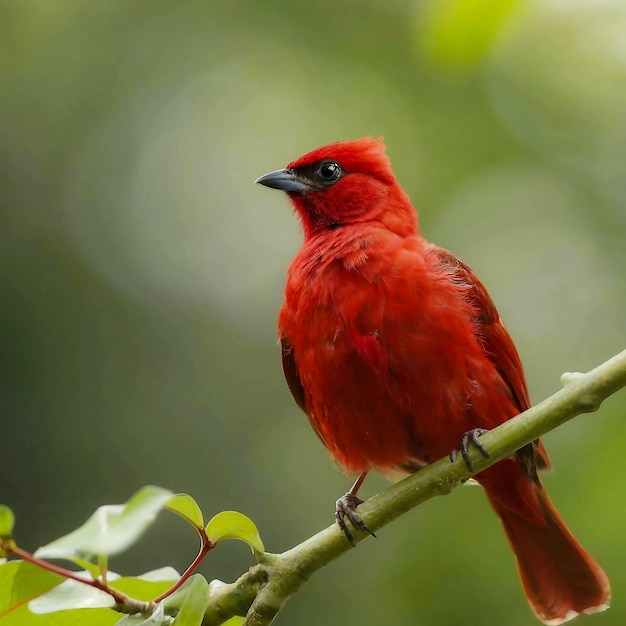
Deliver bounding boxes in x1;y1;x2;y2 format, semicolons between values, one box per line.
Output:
0;487;263;626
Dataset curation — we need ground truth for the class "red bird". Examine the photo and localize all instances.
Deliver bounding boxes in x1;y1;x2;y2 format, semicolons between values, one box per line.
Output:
256;138;610;624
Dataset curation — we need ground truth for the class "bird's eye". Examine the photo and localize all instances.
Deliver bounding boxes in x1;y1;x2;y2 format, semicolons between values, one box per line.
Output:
317;161;342;185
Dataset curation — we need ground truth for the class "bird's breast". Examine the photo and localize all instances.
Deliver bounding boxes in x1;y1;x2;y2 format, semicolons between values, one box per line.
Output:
278;234;500;474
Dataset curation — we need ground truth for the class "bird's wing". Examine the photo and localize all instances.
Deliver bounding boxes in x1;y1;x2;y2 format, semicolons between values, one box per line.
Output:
280;336;331;447
435;247;550;470
280;337;307;413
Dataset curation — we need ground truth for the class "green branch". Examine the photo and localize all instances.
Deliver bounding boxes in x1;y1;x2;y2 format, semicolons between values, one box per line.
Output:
202;349;626;625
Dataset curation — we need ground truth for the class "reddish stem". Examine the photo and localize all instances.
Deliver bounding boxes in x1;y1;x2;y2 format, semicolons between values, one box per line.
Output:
8;545;129;606
153;526;216;603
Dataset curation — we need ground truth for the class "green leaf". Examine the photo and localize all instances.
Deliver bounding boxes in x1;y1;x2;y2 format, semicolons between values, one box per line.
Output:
66;556;101;579
0;561;63;614
420;0;520;68
163;575;209;626
0;561;21;613
112;567;180;601
222;618;245;626
28;571;119;613
35;486;174;560
1;564;116;624
2;607;119;626
166;494;203;528
0;506;15;537
205;512;264;553
9;562;64;608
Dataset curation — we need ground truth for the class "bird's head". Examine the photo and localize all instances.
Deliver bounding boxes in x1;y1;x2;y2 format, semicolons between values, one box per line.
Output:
255;137;417;239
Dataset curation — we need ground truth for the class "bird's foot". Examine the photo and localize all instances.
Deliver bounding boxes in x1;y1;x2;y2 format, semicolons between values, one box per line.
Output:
449;428;490;472
335;492;376;546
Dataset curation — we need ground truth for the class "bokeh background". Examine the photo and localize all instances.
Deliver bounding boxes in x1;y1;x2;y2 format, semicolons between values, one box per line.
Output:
1;0;625;624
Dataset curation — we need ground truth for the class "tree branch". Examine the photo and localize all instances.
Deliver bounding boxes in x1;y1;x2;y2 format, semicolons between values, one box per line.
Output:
203;349;626;626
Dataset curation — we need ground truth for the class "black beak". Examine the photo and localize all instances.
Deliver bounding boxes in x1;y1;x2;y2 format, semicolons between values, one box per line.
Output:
255;169;310;194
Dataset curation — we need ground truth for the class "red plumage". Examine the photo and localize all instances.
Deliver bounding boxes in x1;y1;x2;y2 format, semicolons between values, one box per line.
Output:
257;137;609;624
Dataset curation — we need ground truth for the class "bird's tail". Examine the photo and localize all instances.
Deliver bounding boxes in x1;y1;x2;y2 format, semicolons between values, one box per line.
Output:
481;464;610;624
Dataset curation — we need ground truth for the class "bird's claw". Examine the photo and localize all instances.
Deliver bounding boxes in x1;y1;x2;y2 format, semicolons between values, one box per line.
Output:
335;492;376;546
449;428;490;472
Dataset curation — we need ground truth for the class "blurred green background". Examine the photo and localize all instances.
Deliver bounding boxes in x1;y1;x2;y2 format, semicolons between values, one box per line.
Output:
1;0;625;624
